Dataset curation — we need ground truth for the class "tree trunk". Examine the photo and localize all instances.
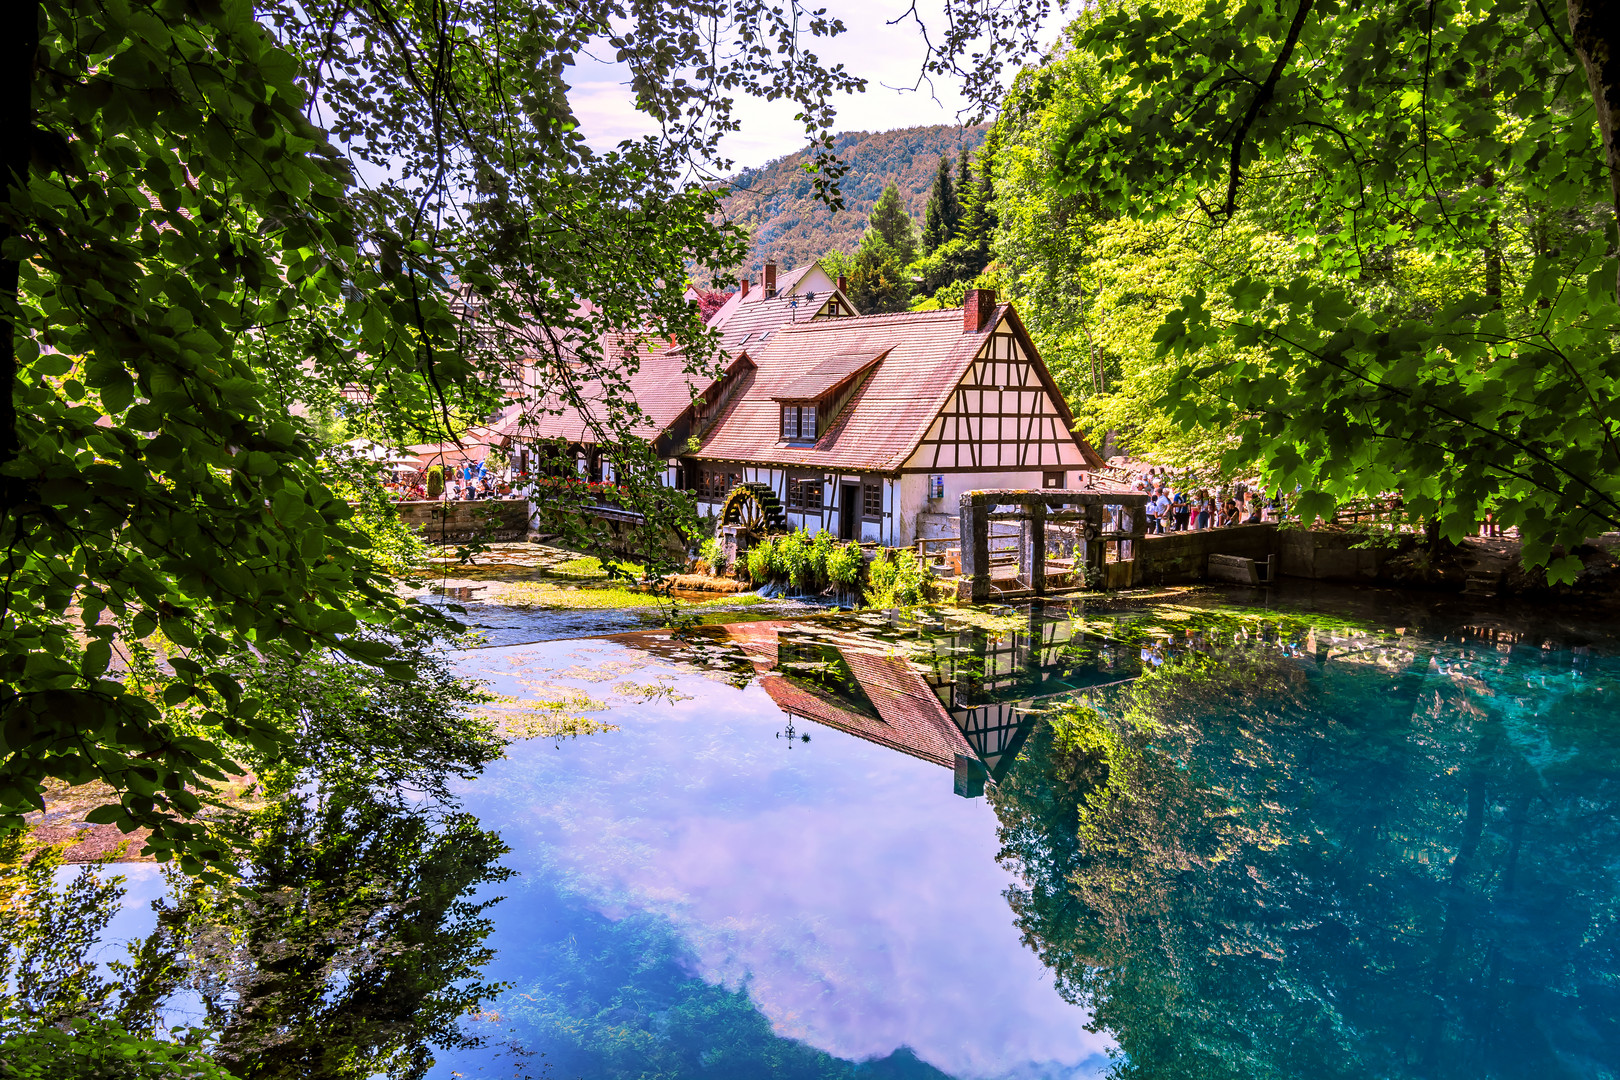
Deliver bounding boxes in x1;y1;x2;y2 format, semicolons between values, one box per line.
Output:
1569;0;1620;296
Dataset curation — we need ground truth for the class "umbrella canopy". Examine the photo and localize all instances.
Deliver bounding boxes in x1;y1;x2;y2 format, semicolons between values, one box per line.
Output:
339;437;413;464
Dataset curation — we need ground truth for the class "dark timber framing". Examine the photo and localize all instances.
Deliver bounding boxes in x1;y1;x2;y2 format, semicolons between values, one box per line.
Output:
911;325;1087;472
959;490;1152;603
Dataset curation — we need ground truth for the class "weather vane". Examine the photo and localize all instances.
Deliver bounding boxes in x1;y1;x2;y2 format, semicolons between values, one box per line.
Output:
777;716;812;746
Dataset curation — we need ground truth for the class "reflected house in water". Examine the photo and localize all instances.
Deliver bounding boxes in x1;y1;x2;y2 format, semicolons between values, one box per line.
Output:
657;609;1142;797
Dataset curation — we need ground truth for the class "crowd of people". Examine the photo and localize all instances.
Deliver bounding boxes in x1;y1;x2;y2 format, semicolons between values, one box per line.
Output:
1125;465;1284;534
384;460;512;502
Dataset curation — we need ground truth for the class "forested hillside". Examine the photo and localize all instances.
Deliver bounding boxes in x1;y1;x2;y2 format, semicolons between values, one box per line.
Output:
719;124;988;275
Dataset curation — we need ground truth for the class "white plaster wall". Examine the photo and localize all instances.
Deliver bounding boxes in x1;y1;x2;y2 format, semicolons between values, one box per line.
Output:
787;264;837;298
897;469;1060;544
896;473;930;548
692;466;905;545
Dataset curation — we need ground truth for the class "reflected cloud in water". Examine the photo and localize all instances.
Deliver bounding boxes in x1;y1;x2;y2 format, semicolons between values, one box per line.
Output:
454;626;1115;1078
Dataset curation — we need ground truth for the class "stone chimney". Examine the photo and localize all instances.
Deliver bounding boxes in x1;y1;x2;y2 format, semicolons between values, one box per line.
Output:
963;288;997;333
764;261;777;298
836;274;847;294
740;278;749;299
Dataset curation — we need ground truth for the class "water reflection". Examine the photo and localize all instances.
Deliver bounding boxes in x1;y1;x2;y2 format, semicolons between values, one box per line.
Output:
990;607;1620;1080
66;593;1616;1079
460;599;1620;1079
446;633;1114;1078
612;605;1147;801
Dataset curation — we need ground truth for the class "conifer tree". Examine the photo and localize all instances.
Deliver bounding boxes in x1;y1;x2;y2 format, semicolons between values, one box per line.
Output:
955;153;974;234
867;183;918;267
922;156;958;253
848;233;913;314
959;141;998;273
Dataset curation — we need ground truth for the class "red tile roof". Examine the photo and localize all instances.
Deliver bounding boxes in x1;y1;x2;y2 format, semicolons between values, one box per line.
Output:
706;263;823;329
712;292;842;355
502;349;742;446
758;637;973;768
771;349;888;401
692;303;1097;473
603;620;973;769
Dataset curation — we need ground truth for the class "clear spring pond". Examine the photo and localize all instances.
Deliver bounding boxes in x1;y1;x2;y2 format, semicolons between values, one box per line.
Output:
435;584;1620;1079
101;586;1620;1078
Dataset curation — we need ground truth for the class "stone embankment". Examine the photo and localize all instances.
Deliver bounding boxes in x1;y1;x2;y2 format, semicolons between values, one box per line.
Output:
1136;524;1405;585
396;498;530;543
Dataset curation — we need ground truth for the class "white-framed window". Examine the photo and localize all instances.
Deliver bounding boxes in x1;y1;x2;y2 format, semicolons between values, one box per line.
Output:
781;404;817;441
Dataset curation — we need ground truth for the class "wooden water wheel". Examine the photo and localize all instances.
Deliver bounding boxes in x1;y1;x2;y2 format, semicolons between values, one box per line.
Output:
720;481;787;545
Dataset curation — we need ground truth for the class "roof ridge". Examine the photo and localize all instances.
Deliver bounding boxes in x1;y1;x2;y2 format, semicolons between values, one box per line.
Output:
773;307;965;334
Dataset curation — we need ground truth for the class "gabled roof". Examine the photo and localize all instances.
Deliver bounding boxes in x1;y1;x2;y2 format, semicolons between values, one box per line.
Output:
712;291;843;355
504;348;743;445
692;303;1100;473
771;349;888;401
706;262;826;328
759;632;975;768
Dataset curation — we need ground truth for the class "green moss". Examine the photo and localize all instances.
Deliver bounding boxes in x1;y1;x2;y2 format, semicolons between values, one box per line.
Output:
548;555;646;578
487;581;668;609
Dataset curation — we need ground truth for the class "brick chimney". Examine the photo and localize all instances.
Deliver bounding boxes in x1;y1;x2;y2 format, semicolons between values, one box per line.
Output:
764;261;777;298
740;278;749;299
836;274;847;294
963;288;997;333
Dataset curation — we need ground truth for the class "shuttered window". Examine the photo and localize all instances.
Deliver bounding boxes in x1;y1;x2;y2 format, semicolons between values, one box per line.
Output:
863;484;882;519
787;476;823;511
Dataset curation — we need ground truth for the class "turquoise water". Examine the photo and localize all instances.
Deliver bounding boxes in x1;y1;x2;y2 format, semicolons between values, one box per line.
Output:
69;589;1620;1078
438;628;1113;1078
426;591;1620;1079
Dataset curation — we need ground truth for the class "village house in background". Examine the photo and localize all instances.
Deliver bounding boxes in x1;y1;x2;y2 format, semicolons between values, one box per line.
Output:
501;259;857;483
501;259;1102;548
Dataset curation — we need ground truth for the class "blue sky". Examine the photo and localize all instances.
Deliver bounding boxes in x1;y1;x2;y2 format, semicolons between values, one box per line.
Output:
565;0;1065;170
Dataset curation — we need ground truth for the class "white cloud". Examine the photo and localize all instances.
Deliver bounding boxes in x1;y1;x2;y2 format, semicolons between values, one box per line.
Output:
565;0;1063;170
462;640;1114;1078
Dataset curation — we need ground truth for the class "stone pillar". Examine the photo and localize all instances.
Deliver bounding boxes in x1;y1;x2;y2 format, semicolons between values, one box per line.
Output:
1030;500;1047;596
961;494;991;604
1083;502;1105;584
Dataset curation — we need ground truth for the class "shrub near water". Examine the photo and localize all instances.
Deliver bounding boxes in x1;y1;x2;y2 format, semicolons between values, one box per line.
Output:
809;532;835;584
699;537;728;576
775;531;814;590
741;533;868;596
827;542;863;588
746;537;774;583
864;548;928;607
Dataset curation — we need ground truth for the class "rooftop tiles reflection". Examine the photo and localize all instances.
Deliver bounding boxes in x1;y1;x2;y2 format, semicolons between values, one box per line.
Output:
445;631;1114;1078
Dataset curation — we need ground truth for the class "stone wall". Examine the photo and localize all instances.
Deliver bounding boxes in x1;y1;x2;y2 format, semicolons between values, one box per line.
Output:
1137;524;1278;584
1277;529;1410;580
1135;524;1411;585
397;498;530;544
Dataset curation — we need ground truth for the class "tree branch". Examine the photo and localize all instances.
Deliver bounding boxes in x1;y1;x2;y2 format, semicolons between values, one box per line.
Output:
1222;0;1314;215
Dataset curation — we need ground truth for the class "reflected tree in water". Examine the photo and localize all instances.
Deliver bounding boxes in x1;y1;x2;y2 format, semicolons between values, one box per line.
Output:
0;635;514;1080
993;625;1620;1078
124;787;511;1080
466;880;952;1080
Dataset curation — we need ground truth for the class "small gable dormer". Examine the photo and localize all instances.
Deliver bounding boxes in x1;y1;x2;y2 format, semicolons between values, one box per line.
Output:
771;349;887;444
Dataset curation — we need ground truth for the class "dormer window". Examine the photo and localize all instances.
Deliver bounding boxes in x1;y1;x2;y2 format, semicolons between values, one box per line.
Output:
772;348;887;444
781;404;817;441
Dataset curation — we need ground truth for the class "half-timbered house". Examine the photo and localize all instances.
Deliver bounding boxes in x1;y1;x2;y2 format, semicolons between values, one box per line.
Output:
684;288;1101;546
499;263;1098;547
